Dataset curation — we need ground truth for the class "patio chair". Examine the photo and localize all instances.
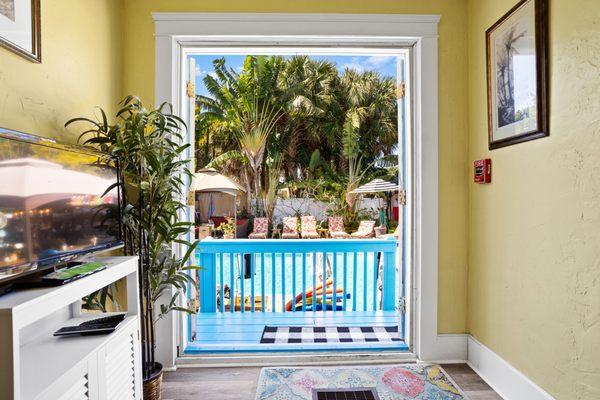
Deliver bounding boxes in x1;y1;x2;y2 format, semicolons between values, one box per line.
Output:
281;217;300;239
248;217;269;239
350;220;376;238
300;216;320;239
328;216;350;239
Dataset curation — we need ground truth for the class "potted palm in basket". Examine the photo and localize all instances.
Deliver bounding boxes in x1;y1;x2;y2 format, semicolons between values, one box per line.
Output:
67;96;198;400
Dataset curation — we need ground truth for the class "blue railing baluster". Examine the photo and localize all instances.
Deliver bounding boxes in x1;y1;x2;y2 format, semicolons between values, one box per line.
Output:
281;253;286;312
363;252;368;312
219;253;224;313
373;252;379;311
240;254;245;313
195;238;397;316
343;252;348;311
250;253;255;313
302;252;307;312
352;252;358;311
260;252;265;313
332;252;337;312
271;252;276;313
322;253;327;314
312;252;317;311
291;253;296;313
229;252;234;313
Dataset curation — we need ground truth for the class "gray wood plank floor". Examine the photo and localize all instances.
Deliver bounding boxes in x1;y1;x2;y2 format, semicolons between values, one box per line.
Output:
162;363;502;399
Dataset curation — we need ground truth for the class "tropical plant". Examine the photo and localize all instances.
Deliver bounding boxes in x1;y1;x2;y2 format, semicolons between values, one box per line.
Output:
66;96;198;381
215;217;236;238
195;55;398;222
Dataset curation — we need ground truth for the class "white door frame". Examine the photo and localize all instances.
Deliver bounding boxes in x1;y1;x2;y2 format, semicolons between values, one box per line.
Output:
152;12;467;367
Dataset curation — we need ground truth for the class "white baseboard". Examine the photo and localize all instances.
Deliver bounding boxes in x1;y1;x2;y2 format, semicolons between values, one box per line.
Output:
467;335;555;400
419;334;468;363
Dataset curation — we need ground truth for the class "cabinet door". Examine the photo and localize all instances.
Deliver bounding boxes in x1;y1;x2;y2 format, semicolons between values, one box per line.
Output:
102;325;139;399
36;357;97;400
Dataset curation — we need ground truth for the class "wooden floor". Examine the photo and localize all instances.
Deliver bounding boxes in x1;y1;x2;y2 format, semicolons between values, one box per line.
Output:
188;311;407;353
162;363;502;400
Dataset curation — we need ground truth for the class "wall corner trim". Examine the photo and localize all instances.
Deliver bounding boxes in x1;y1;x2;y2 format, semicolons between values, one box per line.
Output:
467;335;556;400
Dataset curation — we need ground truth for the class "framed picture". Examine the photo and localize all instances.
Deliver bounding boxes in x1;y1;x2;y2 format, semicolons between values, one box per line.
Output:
486;0;548;150
0;0;41;62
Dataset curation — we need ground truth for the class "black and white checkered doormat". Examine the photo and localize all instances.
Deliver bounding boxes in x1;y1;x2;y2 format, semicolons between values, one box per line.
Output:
260;326;402;344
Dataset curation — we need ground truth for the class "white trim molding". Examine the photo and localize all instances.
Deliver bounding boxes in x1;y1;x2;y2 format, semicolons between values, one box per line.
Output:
468;335;555;400
152;12;451;367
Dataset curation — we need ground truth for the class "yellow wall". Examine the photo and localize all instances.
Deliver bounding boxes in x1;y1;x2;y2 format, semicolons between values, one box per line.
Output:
467;0;600;398
0;0;123;143
121;0;470;334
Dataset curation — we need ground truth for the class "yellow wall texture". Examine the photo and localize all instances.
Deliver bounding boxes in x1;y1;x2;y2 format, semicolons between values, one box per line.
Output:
120;0;470;334
0;0;123;143
467;0;600;398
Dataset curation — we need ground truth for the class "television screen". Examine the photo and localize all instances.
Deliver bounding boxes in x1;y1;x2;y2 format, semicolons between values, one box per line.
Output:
0;129;122;282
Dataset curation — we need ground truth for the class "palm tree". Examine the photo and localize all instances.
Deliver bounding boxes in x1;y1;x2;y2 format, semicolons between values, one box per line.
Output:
195;55;398;214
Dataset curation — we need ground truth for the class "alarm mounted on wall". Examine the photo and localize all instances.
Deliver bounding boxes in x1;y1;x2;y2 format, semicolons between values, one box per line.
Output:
474;159;491;183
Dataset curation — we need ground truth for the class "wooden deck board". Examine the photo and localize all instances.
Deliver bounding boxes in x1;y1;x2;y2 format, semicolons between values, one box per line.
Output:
189;310;405;353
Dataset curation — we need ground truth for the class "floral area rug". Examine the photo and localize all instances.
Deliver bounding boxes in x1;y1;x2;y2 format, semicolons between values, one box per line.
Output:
255;364;466;400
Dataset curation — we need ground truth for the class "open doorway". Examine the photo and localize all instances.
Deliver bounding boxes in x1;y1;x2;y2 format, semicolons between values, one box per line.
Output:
182;48;413;354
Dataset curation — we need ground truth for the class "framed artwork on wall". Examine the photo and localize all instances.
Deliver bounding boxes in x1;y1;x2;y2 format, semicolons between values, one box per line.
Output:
0;0;41;62
486;0;548;150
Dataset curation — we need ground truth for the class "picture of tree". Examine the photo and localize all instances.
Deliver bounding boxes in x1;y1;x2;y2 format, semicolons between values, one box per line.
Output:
0;0;15;21
495;26;526;127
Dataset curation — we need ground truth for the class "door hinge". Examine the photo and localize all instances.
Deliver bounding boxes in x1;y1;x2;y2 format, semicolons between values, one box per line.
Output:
398;189;407;206
396;82;406;100
186;81;195;98
399;296;407;313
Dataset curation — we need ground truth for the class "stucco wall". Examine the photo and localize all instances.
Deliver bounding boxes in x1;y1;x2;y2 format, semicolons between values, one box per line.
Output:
0;0;123;143
121;0;470;334
467;0;600;398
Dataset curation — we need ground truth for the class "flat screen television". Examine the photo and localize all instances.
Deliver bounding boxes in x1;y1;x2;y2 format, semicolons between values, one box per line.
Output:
0;128;122;286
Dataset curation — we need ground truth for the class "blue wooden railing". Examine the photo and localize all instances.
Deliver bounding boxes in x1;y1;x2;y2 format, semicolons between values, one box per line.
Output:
195;238;398;313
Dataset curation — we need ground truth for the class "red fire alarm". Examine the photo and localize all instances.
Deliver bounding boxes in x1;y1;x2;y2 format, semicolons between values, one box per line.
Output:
474;159;491;183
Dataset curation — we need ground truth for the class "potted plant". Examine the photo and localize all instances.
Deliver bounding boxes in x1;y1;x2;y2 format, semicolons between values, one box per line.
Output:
216;216;236;239
67;96;198;400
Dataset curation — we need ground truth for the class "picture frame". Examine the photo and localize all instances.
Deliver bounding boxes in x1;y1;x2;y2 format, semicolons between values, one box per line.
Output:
486;0;548;150
0;0;41;63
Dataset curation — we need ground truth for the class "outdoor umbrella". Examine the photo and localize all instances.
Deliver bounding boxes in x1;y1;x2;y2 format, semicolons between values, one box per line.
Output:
350;178;399;225
190;168;246;237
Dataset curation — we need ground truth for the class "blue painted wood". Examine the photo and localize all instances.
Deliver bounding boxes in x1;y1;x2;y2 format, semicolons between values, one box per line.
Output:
322;253;326;314
196;238;397;254
239;253;245;314
250;253;255;313
219;253;224;313
362;252;368;312
312;253;317;310
188;310;407;353
260;252;265;313
342;252;348;311
382;250;396;311
195;238;398;315
291;253;296;313
352;252;358;312
199;252;216;313
373;252;378;311
229;252;234;313
271;252;276;313
302;253;307;311
281;252;286;312
332;252;337;312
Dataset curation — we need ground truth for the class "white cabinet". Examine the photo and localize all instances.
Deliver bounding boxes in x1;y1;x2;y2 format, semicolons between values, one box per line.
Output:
0;257;142;400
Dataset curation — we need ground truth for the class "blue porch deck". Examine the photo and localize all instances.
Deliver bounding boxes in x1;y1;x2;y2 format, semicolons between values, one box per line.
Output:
186;310;408;353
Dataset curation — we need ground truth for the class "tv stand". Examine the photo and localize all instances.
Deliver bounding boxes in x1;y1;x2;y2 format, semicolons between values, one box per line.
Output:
0;256;141;400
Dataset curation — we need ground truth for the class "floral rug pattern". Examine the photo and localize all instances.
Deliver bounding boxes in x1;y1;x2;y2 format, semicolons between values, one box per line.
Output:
255;364;466;400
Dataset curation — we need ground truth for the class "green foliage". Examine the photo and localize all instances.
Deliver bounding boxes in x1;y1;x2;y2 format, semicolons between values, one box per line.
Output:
66;96;199;324
195;55;398;197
